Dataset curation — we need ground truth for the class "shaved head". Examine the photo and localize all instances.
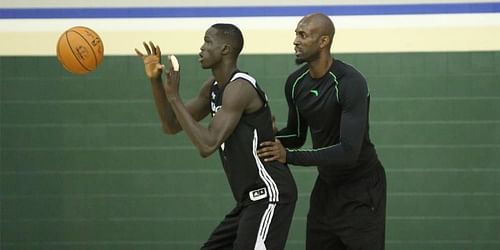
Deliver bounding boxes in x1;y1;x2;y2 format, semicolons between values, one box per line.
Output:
293;13;336;65
300;13;335;47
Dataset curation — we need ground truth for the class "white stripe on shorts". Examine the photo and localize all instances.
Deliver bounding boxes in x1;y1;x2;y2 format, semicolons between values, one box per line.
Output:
254;203;276;250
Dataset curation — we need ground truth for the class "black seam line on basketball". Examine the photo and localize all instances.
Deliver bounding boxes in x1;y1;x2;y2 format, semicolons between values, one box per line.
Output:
66;30;91;72
61;31;87;72
57;33;69;66
57;32;67;64
72;29;99;68
57;43;70;72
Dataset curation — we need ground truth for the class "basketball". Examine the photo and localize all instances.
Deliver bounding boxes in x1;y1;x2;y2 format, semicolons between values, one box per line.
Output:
56;26;104;74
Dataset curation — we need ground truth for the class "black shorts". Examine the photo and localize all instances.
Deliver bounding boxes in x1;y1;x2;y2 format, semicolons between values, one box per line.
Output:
306;164;387;250
201;201;296;250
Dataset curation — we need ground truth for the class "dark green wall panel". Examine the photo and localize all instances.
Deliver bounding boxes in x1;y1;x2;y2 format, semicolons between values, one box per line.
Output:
2;51;500;250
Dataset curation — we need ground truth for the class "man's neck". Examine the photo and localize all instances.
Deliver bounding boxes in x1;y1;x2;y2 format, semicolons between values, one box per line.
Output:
212;63;238;87
308;54;333;79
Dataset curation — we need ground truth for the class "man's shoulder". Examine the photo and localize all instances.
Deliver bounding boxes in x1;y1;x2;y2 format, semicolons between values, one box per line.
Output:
331;59;363;77
332;60;369;102
333;59;366;83
231;71;256;84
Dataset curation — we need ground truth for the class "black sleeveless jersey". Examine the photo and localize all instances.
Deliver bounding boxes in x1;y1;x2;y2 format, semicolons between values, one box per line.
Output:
210;72;297;205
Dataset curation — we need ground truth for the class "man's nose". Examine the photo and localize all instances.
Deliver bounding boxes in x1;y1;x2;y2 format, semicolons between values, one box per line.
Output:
293;37;300;45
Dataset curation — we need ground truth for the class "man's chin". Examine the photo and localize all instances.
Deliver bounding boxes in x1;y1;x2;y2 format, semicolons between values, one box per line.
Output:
295;58;306;65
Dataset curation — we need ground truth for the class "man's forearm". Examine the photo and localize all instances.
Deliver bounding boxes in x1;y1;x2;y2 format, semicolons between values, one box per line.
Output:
167;96;218;157
276;127;306;149
150;77;182;134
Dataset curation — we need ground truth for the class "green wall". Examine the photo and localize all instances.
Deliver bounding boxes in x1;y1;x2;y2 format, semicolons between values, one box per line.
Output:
1;52;500;250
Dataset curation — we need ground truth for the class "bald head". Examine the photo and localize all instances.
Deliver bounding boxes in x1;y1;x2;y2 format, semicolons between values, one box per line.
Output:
300;13;335;47
293;13;336;65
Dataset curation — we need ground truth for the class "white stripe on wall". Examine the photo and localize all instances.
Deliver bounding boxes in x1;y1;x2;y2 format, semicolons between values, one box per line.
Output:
1;14;499;55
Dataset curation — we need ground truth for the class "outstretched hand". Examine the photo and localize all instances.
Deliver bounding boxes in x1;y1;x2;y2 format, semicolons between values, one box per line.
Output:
257;139;287;163
135;41;165;80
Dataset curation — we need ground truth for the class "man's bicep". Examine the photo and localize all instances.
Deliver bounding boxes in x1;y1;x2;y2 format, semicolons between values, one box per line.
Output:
339;78;369;153
207;81;252;145
208;107;242;145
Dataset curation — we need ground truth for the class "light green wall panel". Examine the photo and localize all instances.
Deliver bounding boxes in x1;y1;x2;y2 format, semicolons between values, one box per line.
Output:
2;52;500;250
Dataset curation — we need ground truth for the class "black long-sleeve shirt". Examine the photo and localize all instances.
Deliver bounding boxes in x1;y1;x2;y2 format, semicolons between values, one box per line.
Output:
276;59;380;185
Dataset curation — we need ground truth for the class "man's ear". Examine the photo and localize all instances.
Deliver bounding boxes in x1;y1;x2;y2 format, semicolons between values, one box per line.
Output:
221;44;231;55
319;35;330;49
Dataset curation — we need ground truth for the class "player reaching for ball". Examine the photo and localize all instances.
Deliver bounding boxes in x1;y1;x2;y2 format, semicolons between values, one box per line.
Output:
135;23;297;250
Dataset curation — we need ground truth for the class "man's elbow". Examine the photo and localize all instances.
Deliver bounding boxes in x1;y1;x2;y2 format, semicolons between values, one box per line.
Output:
198;144;218;158
199;151;211;158
199;149;214;158
161;125;180;135
342;155;358;167
340;145;361;166
279;137;306;149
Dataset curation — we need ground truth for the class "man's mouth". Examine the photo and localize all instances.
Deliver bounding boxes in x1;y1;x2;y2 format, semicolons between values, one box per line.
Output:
294;48;302;56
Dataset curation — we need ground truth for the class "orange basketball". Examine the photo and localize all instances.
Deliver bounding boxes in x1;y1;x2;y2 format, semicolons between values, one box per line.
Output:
56;26;104;74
